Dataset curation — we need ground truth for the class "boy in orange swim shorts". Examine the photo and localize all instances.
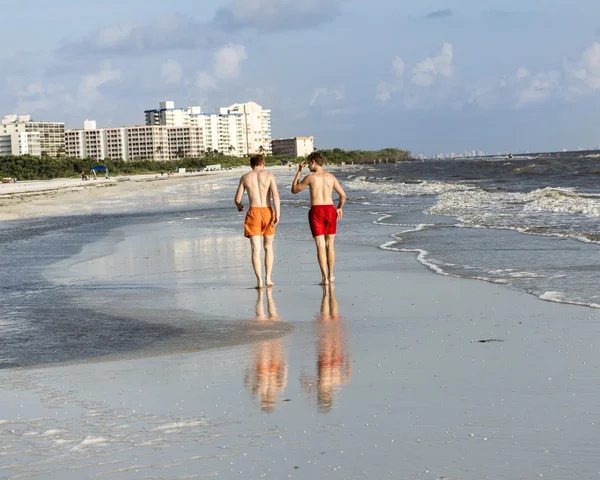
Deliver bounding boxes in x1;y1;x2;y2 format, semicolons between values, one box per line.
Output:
244;206;276;238
234;154;280;288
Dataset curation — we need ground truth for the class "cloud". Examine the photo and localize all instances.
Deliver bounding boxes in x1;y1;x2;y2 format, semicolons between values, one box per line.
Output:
309;86;345;107
195;72;218;92
214;0;344;31
376;56;405;104
214;44;248;79
161;59;183;84
76;64;122;109
58;14;224;57
411;43;453;87
425;9;453;19
569;42;600;89
57;1;344;59
516;70;561;106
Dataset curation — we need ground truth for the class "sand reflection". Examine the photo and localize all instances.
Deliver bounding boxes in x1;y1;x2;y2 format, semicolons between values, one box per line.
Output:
301;284;352;413
244;288;288;413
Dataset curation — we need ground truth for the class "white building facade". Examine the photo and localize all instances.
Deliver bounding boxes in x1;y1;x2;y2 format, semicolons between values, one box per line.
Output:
65;122;203;161
271;136;315;158
1;115;64;156
219;102;272;155
144;101;271;156
0;132;42;156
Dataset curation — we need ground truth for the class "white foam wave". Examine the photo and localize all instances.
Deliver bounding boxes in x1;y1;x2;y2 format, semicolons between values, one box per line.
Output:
539;291;600;309
430;187;600;220
346;177;470;196
523;187;600;217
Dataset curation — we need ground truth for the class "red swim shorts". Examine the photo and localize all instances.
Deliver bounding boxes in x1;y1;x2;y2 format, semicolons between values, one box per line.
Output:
244;207;275;237
308;204;337;237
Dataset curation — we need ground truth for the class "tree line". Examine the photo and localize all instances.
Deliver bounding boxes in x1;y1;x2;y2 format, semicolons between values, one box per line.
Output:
0;148;412;181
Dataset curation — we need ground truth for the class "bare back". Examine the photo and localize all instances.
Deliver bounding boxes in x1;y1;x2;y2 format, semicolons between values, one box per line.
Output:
307;171;337;206
242;169;275;208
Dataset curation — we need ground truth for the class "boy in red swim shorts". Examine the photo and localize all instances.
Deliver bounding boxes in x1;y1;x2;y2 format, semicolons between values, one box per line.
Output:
291;152;346;285
235;154;280;288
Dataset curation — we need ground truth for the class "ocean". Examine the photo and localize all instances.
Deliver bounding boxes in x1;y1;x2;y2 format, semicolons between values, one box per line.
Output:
1;153;599;369
339;152;600;309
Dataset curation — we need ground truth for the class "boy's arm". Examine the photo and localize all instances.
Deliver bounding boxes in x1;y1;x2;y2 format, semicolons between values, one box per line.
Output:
234;177;245;211
333;176;346;220
291;162;310;194
270;174;280;225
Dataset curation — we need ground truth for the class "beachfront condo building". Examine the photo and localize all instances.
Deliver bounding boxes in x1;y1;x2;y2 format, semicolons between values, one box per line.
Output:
271;136;315;158
65;121;203;161
144;101;272;156
0;132;42;156
219;102;272;156
0;115;65;156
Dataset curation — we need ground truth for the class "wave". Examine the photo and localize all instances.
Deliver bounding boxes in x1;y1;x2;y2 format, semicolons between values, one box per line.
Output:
345;177;471;196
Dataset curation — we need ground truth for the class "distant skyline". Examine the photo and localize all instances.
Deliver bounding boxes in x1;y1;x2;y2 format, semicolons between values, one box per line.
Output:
2;0;600;155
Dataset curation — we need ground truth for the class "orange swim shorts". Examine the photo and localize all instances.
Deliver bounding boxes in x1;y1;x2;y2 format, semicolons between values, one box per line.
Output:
244;207;275;237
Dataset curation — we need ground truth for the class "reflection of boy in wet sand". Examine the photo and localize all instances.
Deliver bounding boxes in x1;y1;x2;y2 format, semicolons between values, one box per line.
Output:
244;289;288;413
234;154;281;288
301;284;352;413
291;152;346;285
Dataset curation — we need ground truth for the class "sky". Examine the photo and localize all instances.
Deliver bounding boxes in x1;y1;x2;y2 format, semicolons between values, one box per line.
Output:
2;0;600;155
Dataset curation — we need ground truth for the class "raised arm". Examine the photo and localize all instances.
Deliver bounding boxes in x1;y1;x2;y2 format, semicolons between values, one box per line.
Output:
333;176;346;220
291;162;311;194
234;177;245;212
270;174;280;225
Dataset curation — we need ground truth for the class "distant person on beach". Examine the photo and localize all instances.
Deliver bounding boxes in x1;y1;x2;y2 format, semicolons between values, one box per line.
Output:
291;152;346;285
234;153;280;288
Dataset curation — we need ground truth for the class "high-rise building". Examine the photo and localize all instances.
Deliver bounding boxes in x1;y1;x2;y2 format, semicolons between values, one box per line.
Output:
0;132;41;156
219;102;272;155
271;136;314;158
1;115;64;156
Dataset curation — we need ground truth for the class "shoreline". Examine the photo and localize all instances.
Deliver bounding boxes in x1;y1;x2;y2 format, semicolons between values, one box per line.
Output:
0;167;260;221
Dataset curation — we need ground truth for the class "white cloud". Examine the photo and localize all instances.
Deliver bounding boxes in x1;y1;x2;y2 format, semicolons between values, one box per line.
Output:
570;42;600;89
161;59;183;84
214;43;248;79
77;64;122;109
516;70;561;106
309;86;345;106
376;56;405;104
411;43;453;87
195;72;217;91
392;56;405;76
515;67;530;80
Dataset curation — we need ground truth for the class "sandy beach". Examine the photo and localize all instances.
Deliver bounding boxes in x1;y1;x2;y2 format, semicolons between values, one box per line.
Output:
1;167;600;479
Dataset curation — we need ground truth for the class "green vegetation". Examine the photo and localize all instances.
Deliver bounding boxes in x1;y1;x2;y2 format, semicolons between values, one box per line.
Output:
0;148;411;181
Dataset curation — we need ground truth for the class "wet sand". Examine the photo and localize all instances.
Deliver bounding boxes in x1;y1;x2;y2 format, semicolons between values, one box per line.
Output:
2;169;600;479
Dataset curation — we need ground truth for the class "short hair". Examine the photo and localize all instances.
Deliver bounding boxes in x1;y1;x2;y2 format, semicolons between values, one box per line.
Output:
307;151;324;166
250;154;265;168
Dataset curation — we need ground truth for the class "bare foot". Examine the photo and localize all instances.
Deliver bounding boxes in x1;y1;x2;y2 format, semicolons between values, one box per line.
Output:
329;276;335;283
265;279;275;287
319;278;329;286
255;281;264;289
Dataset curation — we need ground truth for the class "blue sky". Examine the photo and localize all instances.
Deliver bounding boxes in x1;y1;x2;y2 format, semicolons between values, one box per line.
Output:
2;0;600;155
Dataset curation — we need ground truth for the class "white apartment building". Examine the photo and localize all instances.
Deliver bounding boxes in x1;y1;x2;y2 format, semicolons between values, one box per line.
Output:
65;122;203;161
144;101;272;156
145;101;203;127
193;113;245;155
1;115;65;156
219;102;272;155
271;136;315;158
0;132;41;156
